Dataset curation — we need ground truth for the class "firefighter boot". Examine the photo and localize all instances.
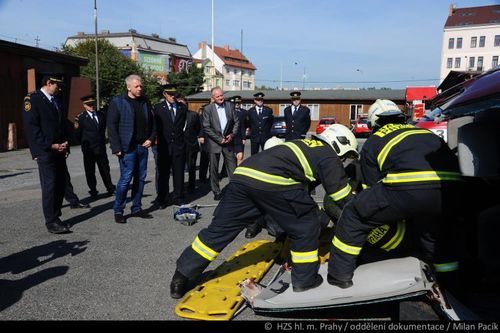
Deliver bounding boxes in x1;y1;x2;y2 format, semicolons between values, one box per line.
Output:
170;270;189;299
293;274;324;292
327;274;353;289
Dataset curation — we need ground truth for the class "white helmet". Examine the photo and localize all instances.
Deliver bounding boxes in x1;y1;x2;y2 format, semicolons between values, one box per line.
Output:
316;124;358;158
367;99;403;127
264;136;283;150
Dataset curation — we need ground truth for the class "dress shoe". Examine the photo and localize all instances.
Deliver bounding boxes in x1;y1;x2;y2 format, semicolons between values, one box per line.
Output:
293;274;324;292
327;274;353;289
46;222;71;234
245;224;263;239
213;193;223;201
114;214;126;224
70;202;90;209
170;270;189;299
130;210;153;219
89;190;98;198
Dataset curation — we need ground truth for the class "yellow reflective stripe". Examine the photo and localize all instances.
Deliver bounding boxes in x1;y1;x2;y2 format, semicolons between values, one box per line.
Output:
234;166;301;186
380;221;406;251
329;184;352;201
383;171;463;184
434;261;459;272
290;249;319;263
362;183;369;190
282;142;315;181
332;236;362;256
377;130;431;170
191;236;219;261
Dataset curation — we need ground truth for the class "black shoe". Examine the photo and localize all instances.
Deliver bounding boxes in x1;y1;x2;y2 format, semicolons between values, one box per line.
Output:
187;187;195;194
46;222;71;234
170;270;189;299
70;202;90;209
89;191;98;198
213;193;223;201
130;210;153;219
245;224;263;239
114;214;126;224
293;274;324;292
327;274;353;289
106;187;115;197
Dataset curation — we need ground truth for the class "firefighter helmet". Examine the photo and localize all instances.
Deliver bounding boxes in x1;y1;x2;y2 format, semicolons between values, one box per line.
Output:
316;124;358;158
264;136;283;150
367;99;403;128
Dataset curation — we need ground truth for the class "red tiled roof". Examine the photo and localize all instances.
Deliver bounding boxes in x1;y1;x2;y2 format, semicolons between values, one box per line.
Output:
212;45;256;70
445;5;500;27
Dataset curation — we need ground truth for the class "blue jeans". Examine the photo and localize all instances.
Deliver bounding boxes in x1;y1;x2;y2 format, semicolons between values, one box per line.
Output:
114;145;149;214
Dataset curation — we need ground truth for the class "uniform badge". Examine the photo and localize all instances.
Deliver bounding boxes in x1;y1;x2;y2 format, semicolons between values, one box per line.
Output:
74;119;79;129
24;96;31;112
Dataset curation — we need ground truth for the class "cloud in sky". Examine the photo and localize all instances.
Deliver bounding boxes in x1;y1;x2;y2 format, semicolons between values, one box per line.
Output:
0;0;496;89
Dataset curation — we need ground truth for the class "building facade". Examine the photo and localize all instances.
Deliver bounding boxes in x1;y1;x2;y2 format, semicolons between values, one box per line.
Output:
193;42;256;92
440;4;500;82
65;29;192;81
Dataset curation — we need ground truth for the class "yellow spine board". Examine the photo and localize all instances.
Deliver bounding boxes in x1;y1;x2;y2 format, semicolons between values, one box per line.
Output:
175;240;282;321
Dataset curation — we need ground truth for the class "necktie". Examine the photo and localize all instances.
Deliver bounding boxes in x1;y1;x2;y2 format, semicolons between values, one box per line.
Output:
258;107;262;117
91;113;99;125
171;104;176;121
50;97;58;110
293;106;297;115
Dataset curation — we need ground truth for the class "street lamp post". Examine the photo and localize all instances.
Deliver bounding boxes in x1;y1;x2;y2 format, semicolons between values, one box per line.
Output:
94;0;100;111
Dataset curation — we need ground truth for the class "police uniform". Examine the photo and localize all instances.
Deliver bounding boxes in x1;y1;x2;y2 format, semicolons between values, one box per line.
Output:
153;84;187;205
247;92;273;155
230;96;248;156
22;76;70;233
74;94;115;197
328;123;464;287
284;91;311;141
175;138;353;291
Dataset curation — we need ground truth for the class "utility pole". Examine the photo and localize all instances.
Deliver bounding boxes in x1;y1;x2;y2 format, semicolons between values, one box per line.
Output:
240;29;243;91
302;67;306;90
211;0;215;89
35;36;40;47
94;0;100;110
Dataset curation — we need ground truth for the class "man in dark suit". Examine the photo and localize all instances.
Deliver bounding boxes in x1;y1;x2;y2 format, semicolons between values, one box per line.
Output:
229;95;248;165
74;94;115;198
284;91;311;141
177;95;200;194
203;87;239;200
153;84;187;207
107;74;155;223
247;92;273;155
22;75;71;234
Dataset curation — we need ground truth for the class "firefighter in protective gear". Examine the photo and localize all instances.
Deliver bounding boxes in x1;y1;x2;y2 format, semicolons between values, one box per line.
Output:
327;101;464;289
170;125;357;299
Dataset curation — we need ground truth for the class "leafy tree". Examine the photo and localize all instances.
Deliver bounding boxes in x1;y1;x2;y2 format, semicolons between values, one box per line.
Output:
168;65;204;97
61;39;160;103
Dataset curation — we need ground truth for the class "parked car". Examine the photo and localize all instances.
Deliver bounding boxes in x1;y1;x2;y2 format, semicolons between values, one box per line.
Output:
413;108;448;142
351;115;370;138
315;116;337;135
270;116;286;138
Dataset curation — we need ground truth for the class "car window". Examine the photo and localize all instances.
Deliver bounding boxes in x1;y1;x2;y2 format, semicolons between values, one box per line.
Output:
320;118;336;125
359;118;368;124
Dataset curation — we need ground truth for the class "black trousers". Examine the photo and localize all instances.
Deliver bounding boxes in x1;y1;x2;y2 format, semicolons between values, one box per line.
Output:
176;183;321;288
328;183;462;282
250;141;265;155
157;145;185;202
185;145;199;190
199;150;209;182
37;154;67;225
83;149;114;193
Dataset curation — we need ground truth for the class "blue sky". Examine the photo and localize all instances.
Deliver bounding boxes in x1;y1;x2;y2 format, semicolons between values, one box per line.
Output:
0;0;497;89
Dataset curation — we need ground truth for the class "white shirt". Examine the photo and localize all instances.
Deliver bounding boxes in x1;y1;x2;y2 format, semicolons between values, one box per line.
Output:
87;111;98;124
216;103;227;133
40;88;55;105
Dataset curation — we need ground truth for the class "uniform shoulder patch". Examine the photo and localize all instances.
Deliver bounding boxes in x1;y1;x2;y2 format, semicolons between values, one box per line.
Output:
24;95;31;112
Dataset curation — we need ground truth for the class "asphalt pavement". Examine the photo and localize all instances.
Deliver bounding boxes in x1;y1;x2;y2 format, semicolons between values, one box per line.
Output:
0;138;437;322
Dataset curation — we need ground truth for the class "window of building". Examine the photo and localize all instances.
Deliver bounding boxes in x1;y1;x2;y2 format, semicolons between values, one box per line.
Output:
469;56;475;69
225;79;230;86
243;81;251;89
495;35;500;47
306;104;320;121
447;58;453;68
455;57;461;68
493;56;499;68
350;104;363;121
479;36;486;47
233;80;240;87
477;56;484;71
279;104;289;116
471;36;477;48
448;38;454;49
242;103;253;110
457;37;463;49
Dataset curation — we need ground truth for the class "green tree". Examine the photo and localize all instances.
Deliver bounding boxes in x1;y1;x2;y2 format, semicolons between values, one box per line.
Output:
61;39;160;103
168;65;204;97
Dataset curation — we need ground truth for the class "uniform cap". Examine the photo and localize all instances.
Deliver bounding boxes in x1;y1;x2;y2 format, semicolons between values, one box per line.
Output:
42;74;64;84
253;92;265;99
162;84;177;95
231;95;242;103
80;94;96;105
290;91;301;99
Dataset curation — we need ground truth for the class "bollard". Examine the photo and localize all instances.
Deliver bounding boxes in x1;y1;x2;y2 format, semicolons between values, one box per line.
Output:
8;123;17;150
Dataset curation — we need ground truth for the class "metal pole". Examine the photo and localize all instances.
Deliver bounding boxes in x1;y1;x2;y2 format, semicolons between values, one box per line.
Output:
240;29;243;91
94;0;100;111
211;0;215;89
280;63;283;90
302;67;306;90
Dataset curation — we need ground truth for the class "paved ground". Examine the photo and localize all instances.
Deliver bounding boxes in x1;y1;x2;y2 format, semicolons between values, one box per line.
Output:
0;140;440;321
